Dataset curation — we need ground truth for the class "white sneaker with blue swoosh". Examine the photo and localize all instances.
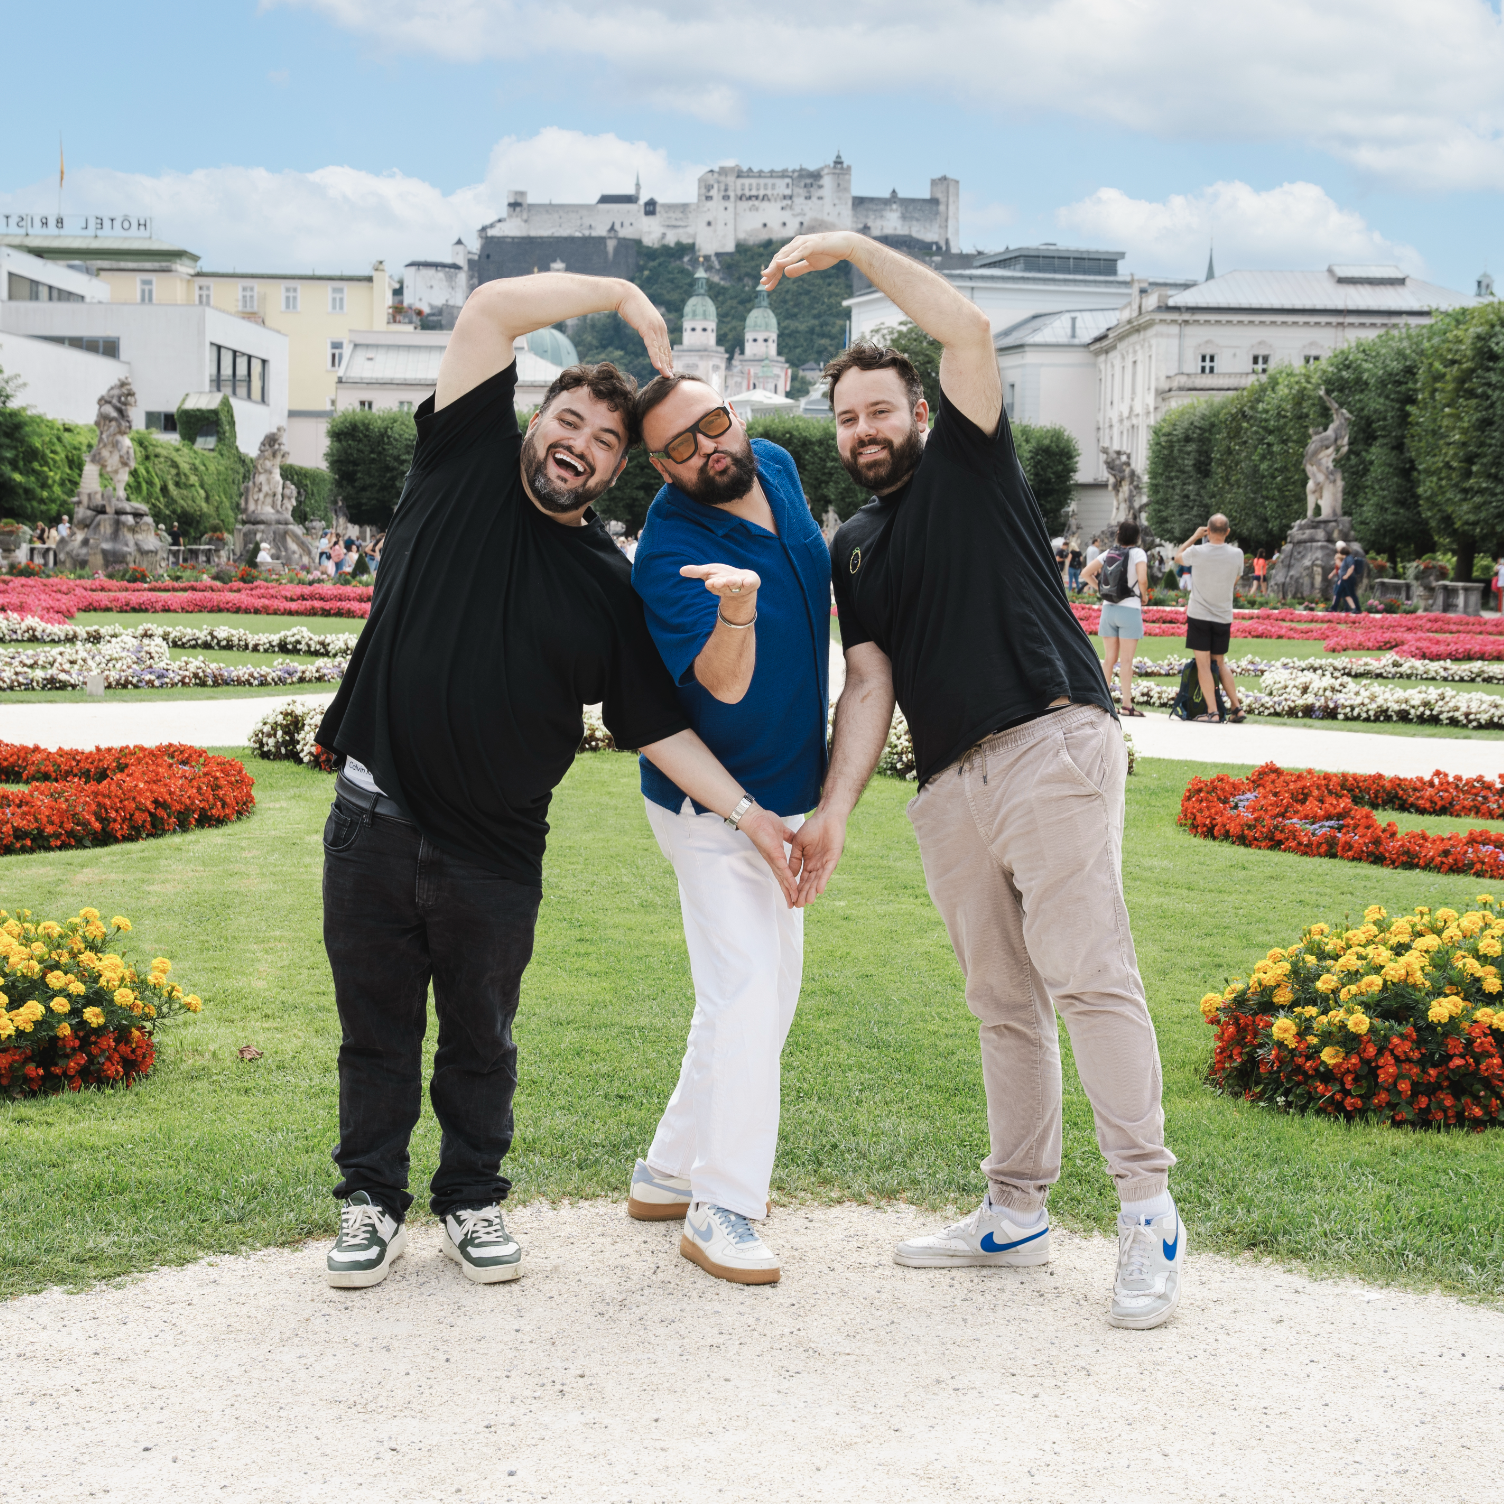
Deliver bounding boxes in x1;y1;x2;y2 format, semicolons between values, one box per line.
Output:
626;1159;692;1221
680;1201;781;1285
892;1195;1052;1268
1108;1206;1185;1329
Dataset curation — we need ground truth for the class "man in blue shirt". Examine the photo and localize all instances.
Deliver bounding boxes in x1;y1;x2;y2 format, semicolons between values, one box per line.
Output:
626;374;831;1286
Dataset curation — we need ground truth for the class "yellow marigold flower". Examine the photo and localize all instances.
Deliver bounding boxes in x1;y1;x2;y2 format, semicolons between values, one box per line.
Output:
67;980;85;995
1347;1013;1371;1035
1340;985;1358;1002
111;916;131;932
29;941;45;957
1305;1035;1319;1046
0;1017;12;1040
1309;923;1330;938
151;956;171;975
45;970;68;989
1;919;20;937
1266;948;1286;963
1442;926;1464;945
1272;962;1292;979
55;1022;71;1038
1476;1008;1496;1027
1321;1046;1345;1067
1479;937;1501;957
142;1003;156;1018
1485;977;1502;994
184;995;202;1013
1360;974;1384;995
1223;983;1240;1000
1199;993;1222;1019
1364;905;1387;922
78;907;100;921
1316;974;1339;993
1461;914;1484;937
84;922;106;941
1336;954;1362;973
1478;894;1495;907
1369;948;1393;966
1428;1001;1450;1023
82;1006;105;1026
49;999;70;1015
1271;1018;1299;1044
1415;935;1442;953
113;988;135;1007
1285;945;1303;959
1463;957;1485;977
1435;908;1458;926
1272;984;1295;1005
19;1001;43;1021
1381;963;1408;984
38;921;62;938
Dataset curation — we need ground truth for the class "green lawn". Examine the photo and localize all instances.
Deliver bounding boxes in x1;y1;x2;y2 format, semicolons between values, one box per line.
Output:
2;751;1501;1302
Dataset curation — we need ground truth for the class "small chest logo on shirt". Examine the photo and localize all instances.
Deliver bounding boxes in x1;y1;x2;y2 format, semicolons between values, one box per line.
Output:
848;547;862;574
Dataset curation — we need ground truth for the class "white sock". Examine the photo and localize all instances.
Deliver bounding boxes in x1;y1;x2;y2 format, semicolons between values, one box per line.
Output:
987;1194;1046;1228
1119;1192;1173;1224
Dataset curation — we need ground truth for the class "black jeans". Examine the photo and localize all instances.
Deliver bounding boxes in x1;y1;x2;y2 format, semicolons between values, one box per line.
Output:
322;791;541;1220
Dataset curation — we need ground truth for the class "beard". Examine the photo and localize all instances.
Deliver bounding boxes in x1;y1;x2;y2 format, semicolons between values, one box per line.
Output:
674;444;758;508
521;429;615;514
839;421;925;492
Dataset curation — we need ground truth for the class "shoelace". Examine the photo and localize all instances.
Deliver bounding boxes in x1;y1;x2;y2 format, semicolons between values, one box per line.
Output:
707;1205;760;1246
1118;1219;1157;1286
337;1201;384;1248
452;1206;511;1248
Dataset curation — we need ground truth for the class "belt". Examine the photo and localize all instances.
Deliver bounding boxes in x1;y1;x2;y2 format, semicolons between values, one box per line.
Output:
334;772;413;824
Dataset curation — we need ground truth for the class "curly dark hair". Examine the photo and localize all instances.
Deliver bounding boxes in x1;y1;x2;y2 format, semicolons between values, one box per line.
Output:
539;362;641;447
822;342;924;410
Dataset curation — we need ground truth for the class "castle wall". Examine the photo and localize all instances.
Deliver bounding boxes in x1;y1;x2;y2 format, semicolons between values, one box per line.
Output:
477;236;639;283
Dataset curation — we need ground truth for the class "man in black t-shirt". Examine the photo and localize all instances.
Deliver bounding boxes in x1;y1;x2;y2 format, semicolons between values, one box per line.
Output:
766;232;1185;1330
315;272;799;1291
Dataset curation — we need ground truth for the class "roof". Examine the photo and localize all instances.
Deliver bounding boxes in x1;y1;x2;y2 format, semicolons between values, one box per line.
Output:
744;288;777;333
404;260;462;270
975;245;1124;275
338;338;564;387
0;234;199;267
525;326;579;369
684;269;717;322
197;270;375;281
994;308;1118;349
1167;267;1476;313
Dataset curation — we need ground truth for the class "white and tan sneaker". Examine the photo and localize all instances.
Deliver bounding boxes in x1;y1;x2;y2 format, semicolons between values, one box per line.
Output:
627;1159;693;1221
680;1201;781;1285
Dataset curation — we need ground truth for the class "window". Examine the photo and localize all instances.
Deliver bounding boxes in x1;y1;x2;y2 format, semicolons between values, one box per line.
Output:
358;400;374;411
143;412;179;433
1199;352;1217;374
239;284;257;312
328;285;346;314
1304;353;1322;366
138;278;154;304
196;284;213;307
38;334;119;359
6;273;83;303
209;343;269;403
397;400;413;413
282;284;300;313
1251;353;1270;374
1005;382;1016;418
328;339;345;371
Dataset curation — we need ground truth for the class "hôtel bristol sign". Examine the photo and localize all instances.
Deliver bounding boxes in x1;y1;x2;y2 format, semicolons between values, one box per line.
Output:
3;214;153;234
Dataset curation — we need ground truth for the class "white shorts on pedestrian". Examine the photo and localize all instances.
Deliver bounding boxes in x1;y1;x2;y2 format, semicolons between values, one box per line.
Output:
643;797;804;1222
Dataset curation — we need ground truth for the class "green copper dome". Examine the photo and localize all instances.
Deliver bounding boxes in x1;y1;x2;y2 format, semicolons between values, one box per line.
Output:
744;287;778;334
683;268;718;323
526;325;580;368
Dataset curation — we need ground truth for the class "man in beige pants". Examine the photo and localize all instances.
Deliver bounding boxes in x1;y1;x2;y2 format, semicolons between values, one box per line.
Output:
763;230;1184;1329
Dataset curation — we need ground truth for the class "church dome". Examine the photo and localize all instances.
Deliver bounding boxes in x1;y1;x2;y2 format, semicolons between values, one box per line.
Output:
526;326;580;369
683;268;718;323
744;287;778;334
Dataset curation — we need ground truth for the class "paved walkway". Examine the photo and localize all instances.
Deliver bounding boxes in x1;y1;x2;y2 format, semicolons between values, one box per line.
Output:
2;1202;1495;1504
0;691;336;750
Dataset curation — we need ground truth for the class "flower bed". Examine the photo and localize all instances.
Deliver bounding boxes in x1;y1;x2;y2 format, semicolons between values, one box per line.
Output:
0;614;359;656
0;742;256;855
0;578;372;624
1201;902;1504;1129
1179;763;1504;876
1128;653;1504;685
0;908;202;1096
0;635;349;692
248;701;338;771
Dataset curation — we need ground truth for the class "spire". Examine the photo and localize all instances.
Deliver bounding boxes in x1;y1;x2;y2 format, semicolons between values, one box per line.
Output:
1205;241;1216;282
634;171;641;203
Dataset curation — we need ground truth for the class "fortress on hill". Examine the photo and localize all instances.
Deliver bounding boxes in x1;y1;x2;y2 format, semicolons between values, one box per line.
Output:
486;154;960;257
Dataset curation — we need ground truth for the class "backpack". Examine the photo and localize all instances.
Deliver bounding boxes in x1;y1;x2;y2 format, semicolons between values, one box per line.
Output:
1098;547;1134;603
1170;658;1228;721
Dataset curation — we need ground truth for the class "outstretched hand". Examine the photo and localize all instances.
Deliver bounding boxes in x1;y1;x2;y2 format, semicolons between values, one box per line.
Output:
739;806;801;908
617;284;675;377
760;232;860;290
680;562;761;602
788;807;847;908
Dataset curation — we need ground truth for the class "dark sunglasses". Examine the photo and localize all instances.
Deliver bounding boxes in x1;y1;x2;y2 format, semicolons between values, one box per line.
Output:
649;404;734;464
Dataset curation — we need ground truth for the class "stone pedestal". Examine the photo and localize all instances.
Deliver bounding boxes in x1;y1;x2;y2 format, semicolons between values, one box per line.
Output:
1432;581;1484;616
239;517;318;572
56;490;164;574
1267;516;1358;602
1371;578;1414;605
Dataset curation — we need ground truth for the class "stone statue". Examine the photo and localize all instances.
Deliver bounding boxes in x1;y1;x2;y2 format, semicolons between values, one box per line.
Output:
237;427;316;571
242;428;294;522
1302;389;1352;519
820;506;841;546
1101;446;1143;527
87;378;138;510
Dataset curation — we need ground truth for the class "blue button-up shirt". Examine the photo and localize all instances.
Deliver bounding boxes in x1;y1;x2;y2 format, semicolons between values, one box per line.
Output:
632;438;830;818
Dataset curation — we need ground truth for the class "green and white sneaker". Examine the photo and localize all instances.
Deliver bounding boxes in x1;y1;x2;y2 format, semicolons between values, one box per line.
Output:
1108;1205;1186;1330
442;1205;523;1284
326;1191;407;1288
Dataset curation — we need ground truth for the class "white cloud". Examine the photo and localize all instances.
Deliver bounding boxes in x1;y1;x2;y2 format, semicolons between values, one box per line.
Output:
1056;180;1426;280
0;129;707;273
271;0;1504;191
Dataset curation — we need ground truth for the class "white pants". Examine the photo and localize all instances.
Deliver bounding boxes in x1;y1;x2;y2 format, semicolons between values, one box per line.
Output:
643;798;804;1221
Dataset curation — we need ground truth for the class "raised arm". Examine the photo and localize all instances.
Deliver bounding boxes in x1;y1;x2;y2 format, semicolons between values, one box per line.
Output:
1174;525;1208;566
435;273;674;411
762;232;1000;433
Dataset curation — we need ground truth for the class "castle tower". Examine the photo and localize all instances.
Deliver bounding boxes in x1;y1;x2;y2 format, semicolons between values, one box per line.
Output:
671;264;726;392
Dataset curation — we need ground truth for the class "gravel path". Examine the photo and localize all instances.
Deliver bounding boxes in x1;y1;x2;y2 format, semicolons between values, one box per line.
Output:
0;691;336;751
4;1200;1498;1504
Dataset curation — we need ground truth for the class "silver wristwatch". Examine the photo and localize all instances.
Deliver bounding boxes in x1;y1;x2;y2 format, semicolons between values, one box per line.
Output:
725;793;757;830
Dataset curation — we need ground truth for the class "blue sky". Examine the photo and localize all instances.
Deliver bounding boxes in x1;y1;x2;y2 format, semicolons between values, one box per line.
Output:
3;0;1500;290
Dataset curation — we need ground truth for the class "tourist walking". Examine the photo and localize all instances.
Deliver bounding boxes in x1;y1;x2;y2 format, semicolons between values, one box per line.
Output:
767;230;1184;1330
1067;541;1084;593
315;271;799;1291
1081;519;1149;717
1330;543;1363;613
1252;549;1268;596
626;374;830;1286
1174;517;1246;723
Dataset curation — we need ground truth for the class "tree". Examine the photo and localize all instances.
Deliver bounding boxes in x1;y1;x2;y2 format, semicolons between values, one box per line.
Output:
1011;422;1080;537
1146;398;1224;544
865;321;942;413
282;463;333;526
0;375;93;526
326;408;418;527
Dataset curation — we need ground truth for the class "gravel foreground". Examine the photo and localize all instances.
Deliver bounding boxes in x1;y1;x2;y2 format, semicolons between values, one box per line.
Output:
4;1200;1498;1504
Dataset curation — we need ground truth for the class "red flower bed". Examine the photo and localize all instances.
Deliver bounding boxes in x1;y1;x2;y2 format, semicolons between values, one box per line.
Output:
1201;903;1504;1129
0;578;372;624
1179;763;1504;877
0;742;256;855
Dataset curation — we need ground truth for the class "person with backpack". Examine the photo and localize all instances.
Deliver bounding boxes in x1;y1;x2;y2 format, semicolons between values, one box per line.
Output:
1080;520;1149;717
1174;516;1246;724
1330;543;1363;612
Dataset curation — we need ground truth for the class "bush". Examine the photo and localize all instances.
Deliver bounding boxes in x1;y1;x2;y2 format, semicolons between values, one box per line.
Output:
248;700;337;770
282;462;333;526
1012;421;1081;537
326;408;417;527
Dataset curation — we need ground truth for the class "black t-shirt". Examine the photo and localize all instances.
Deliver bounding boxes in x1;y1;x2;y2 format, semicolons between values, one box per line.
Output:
831;390;1113;787
317;363;688;883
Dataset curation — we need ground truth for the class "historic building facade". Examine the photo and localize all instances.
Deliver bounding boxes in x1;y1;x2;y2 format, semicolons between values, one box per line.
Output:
727;289;790;396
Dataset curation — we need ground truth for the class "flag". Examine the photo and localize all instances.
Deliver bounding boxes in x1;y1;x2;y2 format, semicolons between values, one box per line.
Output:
59;137;65;190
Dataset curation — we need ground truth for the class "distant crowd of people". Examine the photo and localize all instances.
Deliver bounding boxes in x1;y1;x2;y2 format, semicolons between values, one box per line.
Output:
317;529;384;580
